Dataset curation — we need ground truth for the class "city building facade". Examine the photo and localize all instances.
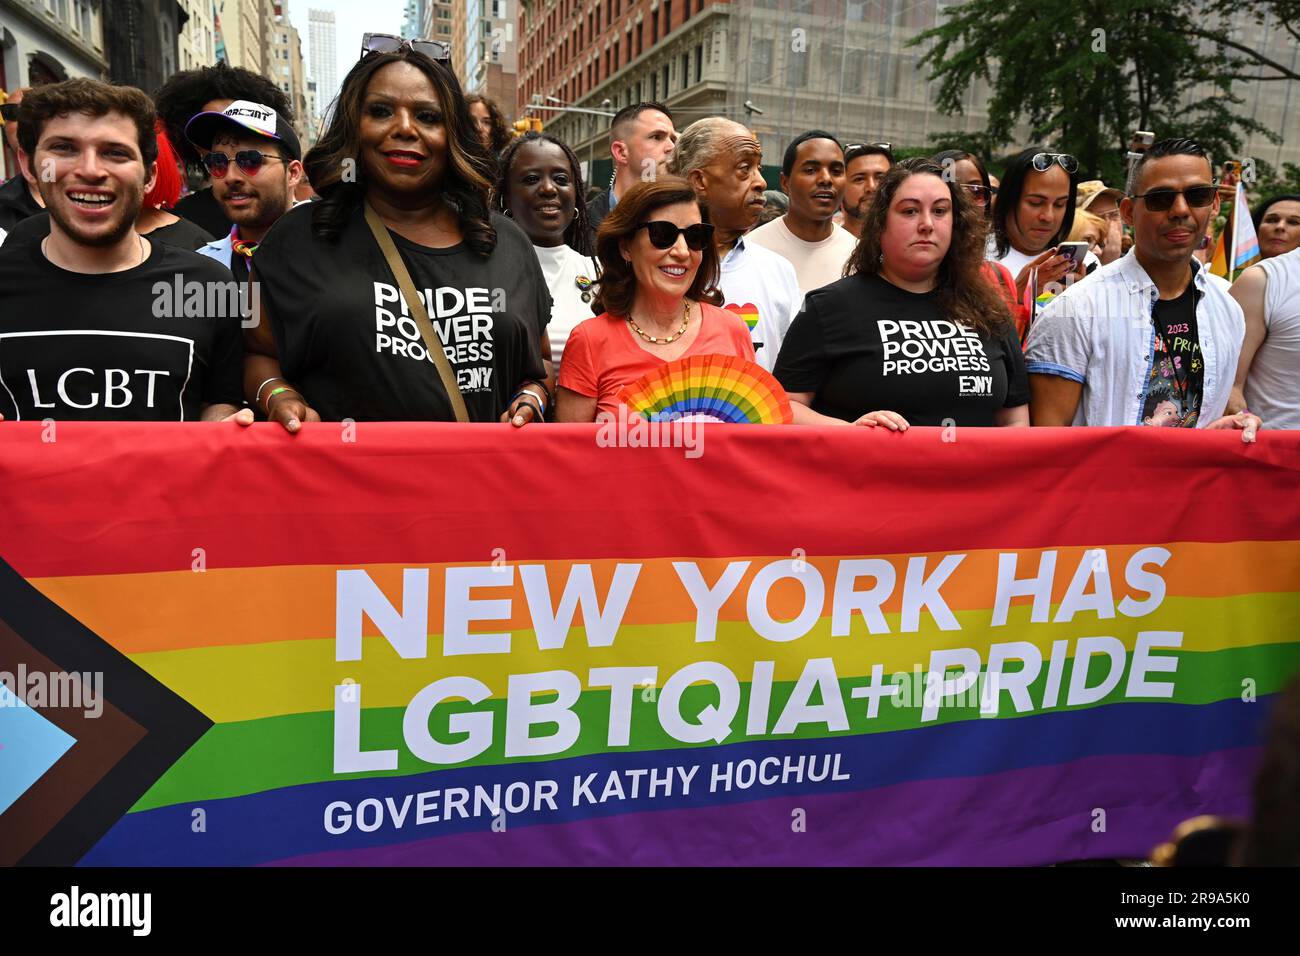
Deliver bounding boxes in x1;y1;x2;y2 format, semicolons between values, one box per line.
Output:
270;1;312;146
177;0;216;71
306;7;336;126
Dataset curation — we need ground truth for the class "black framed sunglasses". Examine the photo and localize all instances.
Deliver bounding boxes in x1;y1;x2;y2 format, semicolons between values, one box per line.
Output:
0;103;18;122
1129;184;1219;212
1031;151;1079;174
361;33;452;61
960;182;993;205
637;220;714;251
201;149;286;178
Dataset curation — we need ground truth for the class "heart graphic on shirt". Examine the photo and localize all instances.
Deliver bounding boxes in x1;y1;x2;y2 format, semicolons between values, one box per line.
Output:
723;302;761;331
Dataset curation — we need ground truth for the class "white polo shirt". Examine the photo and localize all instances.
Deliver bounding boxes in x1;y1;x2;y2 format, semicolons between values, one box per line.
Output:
1024;250;1244;426
717;235;803;370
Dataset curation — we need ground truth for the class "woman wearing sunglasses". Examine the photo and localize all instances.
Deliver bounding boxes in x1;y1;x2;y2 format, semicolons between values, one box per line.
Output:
245;38;553;429
990;146;1094;307
555;177;755;422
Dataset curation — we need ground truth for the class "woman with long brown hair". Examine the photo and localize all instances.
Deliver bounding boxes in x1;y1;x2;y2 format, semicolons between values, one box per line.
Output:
774;157;1029;428
556;177;754;422
245;39;552;427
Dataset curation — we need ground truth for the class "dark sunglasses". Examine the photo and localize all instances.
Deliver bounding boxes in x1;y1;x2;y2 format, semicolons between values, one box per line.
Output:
361;33;452;61
0;103;18;122
201;149;286;178
845;141;893;161
1129;184;1219;212
637;220;714;251
1031;152;1079;174
960;182;992;205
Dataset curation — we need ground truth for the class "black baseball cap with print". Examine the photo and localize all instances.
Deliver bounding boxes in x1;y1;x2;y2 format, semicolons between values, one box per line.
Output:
185;100;302;161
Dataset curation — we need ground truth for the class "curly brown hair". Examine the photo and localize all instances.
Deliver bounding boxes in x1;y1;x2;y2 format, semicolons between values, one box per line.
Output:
846;157;1009;338
593;177;723;317
18;78;158;167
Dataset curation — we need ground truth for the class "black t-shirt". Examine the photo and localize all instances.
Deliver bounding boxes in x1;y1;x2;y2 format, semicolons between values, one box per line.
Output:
2;211;215;250
172;187;232;238
0;238;244;420
253;203;551;422
774;272;1030;426
1142;277;1203;427
0;175;43;234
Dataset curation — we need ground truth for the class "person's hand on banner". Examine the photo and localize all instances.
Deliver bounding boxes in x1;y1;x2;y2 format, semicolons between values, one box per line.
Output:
266;389;321;433
852;410;909;431
1206;410;1262;442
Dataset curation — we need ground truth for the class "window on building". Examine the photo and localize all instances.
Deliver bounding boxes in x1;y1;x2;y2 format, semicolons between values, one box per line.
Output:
652;10;658;44
605;48;611;77
636;22;642;55
695;42;702;82
626;29;632;62
682;52;689;88
664;1;671;35
697;0;704;12
596;7;601;32
606;0;613;25
786;45;809;86
844;49;865;94
651;73;657;100
662;63;669;96
752;38;773;84
613;43;619;71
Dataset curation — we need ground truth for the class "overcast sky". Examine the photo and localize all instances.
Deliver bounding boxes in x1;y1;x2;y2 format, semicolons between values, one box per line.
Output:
288;0;408;111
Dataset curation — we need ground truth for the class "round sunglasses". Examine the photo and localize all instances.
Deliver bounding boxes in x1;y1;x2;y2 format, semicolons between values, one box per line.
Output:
201;149;287;178
637;220;714;251
1129;184;1218;212
1031;152;1079;174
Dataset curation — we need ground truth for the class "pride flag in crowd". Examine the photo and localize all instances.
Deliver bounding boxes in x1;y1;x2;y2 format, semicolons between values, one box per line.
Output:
1211;181;1261;280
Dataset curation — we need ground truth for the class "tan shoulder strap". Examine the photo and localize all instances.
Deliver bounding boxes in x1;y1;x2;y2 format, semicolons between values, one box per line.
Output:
363;202;469;422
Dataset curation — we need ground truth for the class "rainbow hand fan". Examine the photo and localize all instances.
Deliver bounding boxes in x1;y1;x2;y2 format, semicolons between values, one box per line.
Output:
616;354;793;424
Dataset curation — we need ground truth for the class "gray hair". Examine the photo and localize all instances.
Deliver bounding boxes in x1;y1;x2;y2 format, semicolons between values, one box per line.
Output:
667;117;748;177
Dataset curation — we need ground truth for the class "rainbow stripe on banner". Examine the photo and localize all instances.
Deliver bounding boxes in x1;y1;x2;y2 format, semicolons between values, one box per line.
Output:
1;424;1298;866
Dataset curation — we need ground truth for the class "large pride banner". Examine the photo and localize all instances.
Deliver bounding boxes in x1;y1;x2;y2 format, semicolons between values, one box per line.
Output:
1;422;1298;866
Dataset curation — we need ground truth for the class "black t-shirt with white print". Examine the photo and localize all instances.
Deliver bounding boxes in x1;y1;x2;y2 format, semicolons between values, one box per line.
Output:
774;272;1029;426
0;238;244;420
253;203;551;422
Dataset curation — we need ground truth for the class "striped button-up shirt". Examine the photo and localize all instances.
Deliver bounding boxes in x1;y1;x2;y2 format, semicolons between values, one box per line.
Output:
1024;250;1244;426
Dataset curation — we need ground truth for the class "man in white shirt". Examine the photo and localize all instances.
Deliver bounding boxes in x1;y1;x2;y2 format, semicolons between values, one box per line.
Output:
1229;246;1300;428
1025;138;1258;439
748;130;859;296
668;117;801;370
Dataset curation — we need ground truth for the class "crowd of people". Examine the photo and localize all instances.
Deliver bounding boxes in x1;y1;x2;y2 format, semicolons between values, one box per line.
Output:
1;38;1297;441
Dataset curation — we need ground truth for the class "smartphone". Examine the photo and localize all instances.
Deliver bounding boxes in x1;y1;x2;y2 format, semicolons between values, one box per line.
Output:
1222;160;1241;184
1057;241;1089;266
1129;130;1155;153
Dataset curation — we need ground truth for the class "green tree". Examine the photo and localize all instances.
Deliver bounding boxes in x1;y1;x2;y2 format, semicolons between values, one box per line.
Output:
909;1;1286;185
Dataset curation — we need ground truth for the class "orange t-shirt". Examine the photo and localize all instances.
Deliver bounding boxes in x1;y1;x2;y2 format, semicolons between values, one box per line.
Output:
559;303;757;418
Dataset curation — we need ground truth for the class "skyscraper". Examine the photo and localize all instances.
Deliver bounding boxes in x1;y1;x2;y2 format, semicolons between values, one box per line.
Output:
308;8;338;127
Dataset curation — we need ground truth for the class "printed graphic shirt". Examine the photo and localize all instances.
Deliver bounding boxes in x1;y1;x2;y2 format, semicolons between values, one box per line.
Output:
253;205;551;422
717;236;803;371
774;272;1029;426
0;239;244;420
1142;278;1203;427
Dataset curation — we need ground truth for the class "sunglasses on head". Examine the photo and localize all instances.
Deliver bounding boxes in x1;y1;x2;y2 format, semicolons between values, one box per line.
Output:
1031;152;1079;174
637;220;714;251
0;103;18;122
361;33;452;61
1129;184;1218;212
960;182;992;205
201;149;285;178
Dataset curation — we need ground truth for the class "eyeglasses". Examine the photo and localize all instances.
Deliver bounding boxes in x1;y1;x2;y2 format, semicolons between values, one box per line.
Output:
1129;184;1218;212
637;220;714;251
201;149;286;178
0;103;18;122
361;33;452;61
1031;152;1079;174
960;182;992;205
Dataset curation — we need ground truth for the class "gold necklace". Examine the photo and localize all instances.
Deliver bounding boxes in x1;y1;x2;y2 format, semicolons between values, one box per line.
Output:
628;300;691;344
